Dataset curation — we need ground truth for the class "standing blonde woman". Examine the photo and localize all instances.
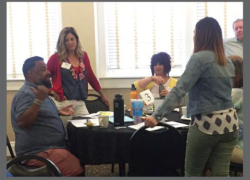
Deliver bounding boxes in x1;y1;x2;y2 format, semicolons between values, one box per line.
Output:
47;27;109;120
143;17;238;176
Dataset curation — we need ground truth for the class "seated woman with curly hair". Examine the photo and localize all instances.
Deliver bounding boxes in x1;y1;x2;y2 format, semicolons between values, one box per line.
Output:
133;52;177;98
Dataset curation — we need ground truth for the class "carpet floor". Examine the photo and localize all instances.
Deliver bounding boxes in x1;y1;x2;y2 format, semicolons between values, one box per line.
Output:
7;157;242;177
85;163;129;177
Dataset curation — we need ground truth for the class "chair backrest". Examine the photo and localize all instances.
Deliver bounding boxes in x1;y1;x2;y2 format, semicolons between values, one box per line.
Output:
129;122;184;176
85;94;109;114
7;135;15;159
7;154;62;176
230;162;243;176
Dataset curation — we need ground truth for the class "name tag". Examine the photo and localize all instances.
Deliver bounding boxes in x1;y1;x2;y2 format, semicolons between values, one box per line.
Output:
61;62;71;69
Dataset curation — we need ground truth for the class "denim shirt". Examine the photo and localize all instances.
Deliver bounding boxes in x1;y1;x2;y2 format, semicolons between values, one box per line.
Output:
11;81;66;156
152;50;235;121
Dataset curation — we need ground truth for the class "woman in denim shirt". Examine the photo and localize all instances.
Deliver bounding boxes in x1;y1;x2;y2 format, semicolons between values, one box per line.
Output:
143;17;238;176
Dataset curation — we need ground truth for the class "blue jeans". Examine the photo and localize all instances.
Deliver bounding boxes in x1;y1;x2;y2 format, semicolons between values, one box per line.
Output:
185;125;238;176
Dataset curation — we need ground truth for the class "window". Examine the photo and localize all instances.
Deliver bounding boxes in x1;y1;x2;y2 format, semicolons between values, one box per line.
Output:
7;2;62;79
96;2;243;78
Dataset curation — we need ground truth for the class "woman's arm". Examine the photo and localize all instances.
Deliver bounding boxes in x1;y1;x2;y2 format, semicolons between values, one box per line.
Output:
134;76;165;93
97;89;109;106
137;77;154;89
47;54;65;101
84;52;101;91
137;76;164;89
47;54;56;77
144;55;202;127
151;54;203;121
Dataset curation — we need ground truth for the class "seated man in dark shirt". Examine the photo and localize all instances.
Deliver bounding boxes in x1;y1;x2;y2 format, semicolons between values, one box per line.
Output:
11;56;84;176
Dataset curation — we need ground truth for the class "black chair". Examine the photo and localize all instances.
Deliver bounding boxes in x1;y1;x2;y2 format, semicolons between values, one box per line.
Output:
129;122;185;176
7;154;62;176
84;94;109;114
7;135;15;159
230;162;243;176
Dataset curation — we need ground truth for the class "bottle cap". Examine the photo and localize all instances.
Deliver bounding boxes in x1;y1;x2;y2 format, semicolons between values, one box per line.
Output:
115;94;123;98
131;84;136;90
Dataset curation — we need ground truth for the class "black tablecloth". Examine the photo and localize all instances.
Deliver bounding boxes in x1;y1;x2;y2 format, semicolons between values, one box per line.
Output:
67;111;189;166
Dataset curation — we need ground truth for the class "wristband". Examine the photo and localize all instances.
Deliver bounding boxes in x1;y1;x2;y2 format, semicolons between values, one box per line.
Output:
33;99;43;106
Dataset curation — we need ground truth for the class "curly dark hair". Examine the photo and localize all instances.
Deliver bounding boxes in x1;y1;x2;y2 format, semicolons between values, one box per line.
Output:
150;52;171;76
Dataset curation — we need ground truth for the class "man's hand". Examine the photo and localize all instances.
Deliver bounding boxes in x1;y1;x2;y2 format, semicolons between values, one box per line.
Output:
141;116;158;128
160;89;169;97
59;105;75;116
30;85;49;102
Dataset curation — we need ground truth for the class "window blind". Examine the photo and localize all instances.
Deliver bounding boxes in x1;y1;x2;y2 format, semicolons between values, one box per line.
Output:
101;2;243;77
7;2;61;79
104;2;185;74
196;2;243;38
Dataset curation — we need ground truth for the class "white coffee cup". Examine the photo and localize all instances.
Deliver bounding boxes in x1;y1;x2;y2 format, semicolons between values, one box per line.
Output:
98;115;109;128
181;106;187;116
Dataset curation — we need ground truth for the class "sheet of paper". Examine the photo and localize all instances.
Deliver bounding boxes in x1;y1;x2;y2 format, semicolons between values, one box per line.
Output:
81;112;114;118
67;119;87;123
98;111;114;117
140;89;154;105
128;122;145;130
68;120;87;127
173;108;180;112
145;126;165;131
164;121;189;128
181;115;191;121
128;122;166;131
81;113;99;118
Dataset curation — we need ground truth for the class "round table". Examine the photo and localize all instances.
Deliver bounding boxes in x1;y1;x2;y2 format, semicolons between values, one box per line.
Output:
67;111;189;176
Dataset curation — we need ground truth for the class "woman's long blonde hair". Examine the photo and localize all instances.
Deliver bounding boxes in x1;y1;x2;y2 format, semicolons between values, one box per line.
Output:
56;27;84;62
